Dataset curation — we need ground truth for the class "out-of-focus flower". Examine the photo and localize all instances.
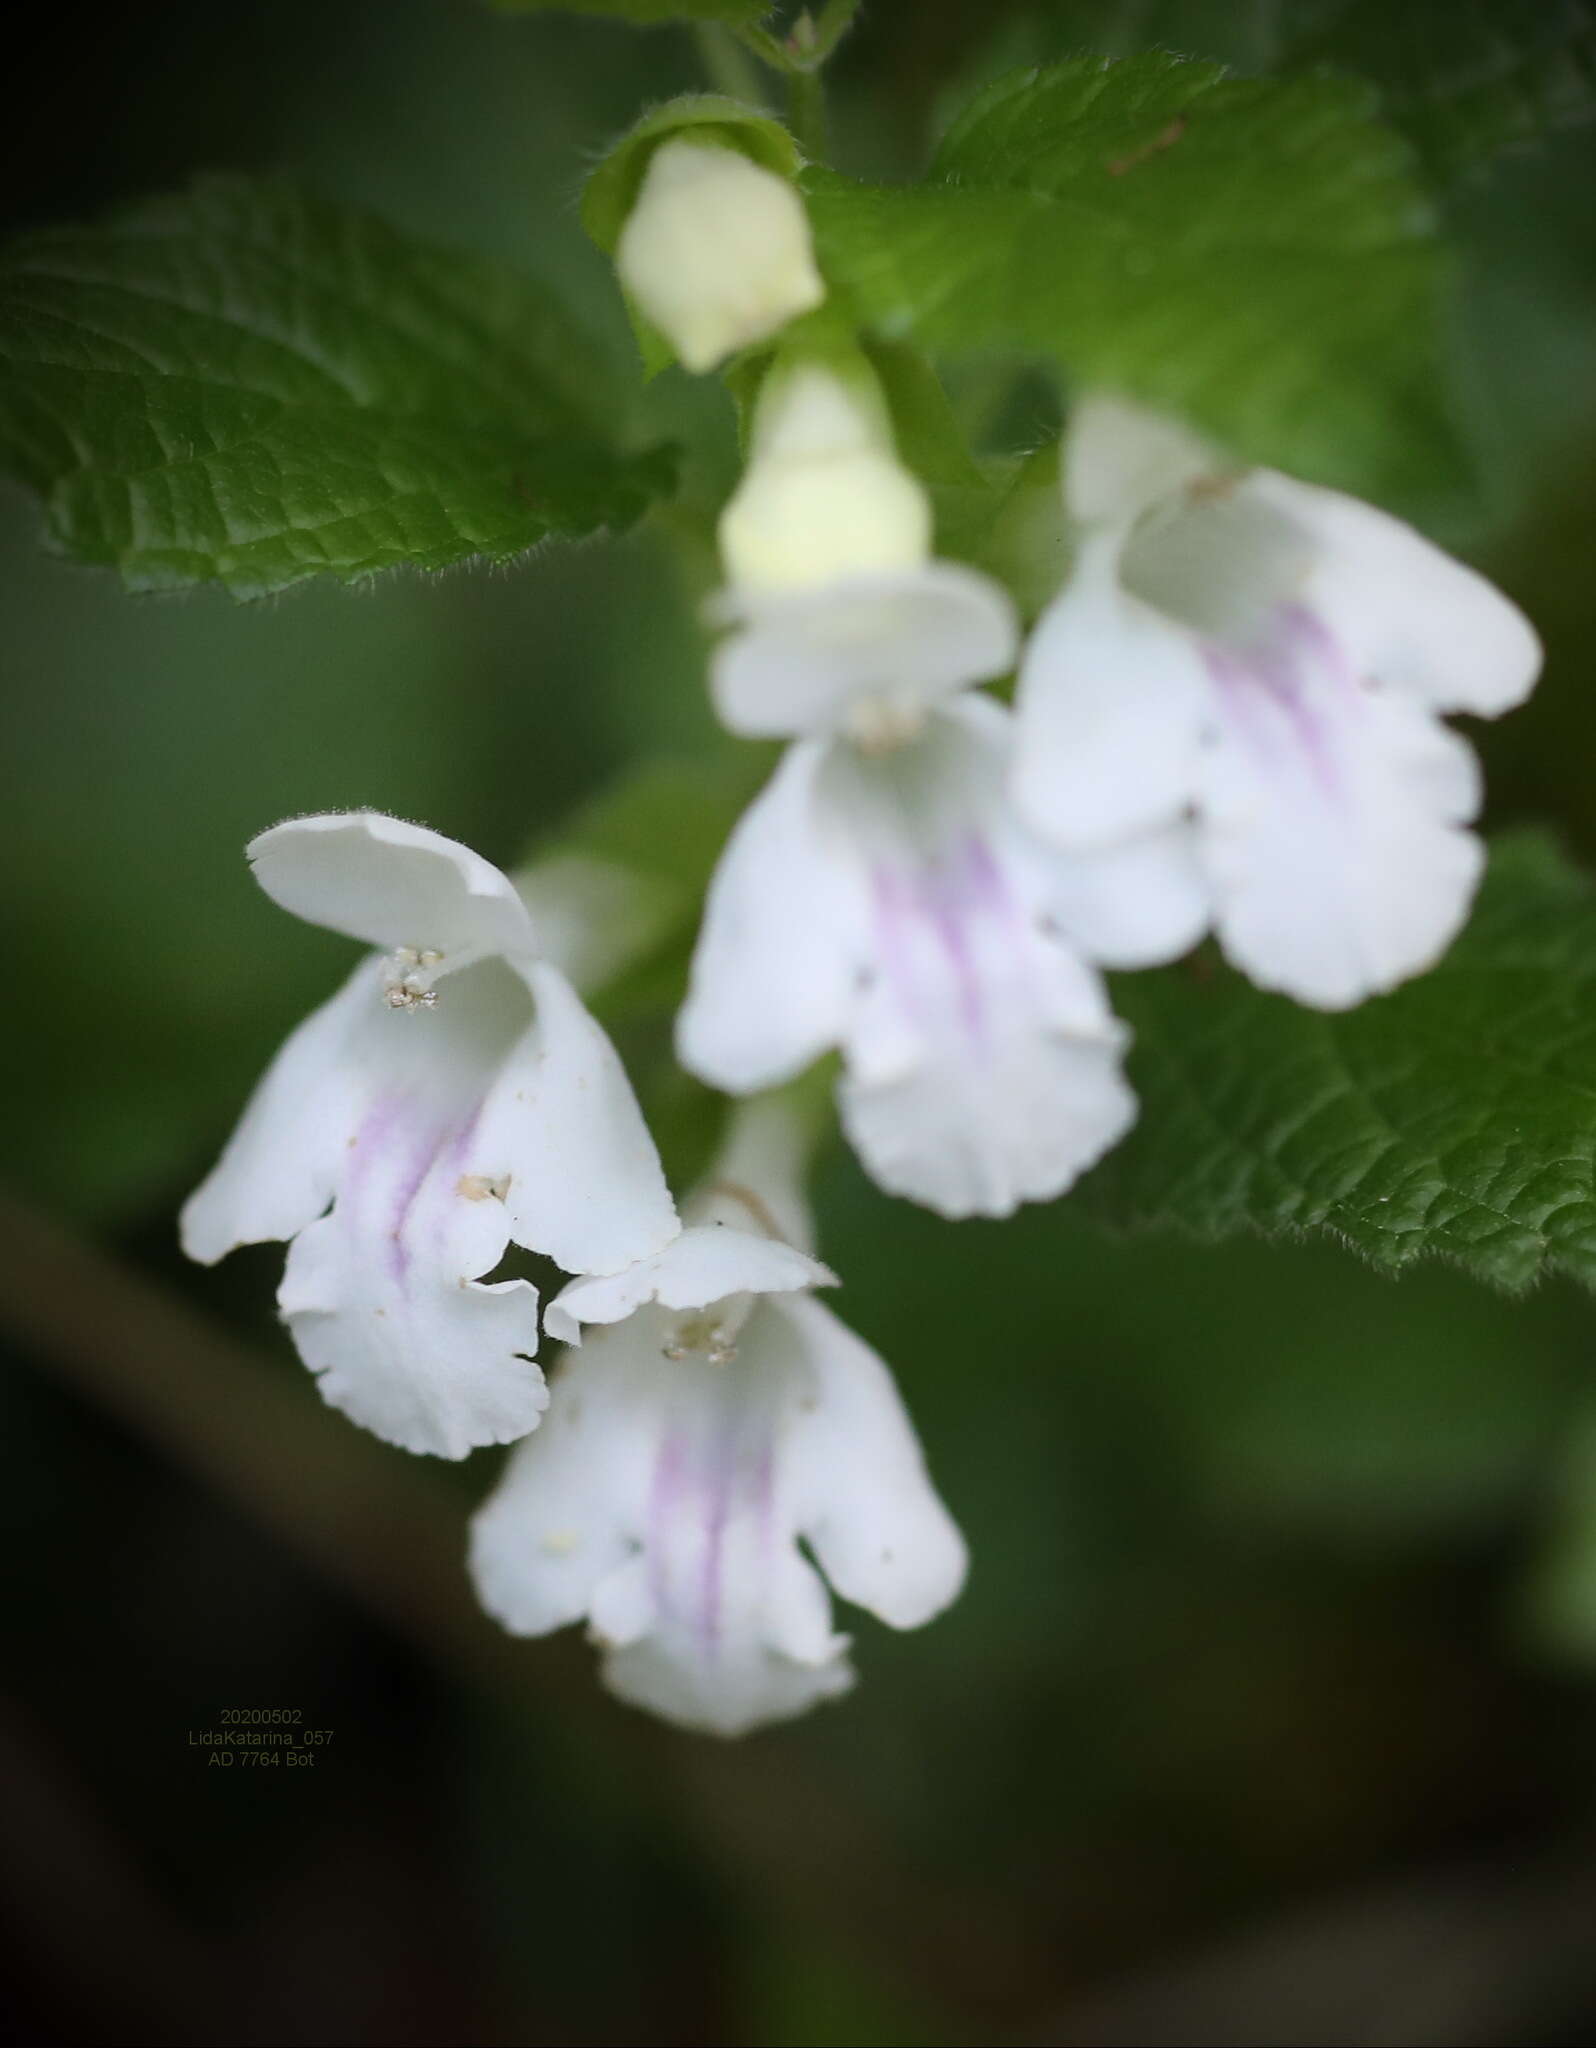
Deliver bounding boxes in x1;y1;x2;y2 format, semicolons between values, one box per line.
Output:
678;696;1204;1218
1013;395;1543;1008
710;356;1018;750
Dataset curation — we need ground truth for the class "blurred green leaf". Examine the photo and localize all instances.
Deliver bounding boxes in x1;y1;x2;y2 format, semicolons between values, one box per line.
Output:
1284;0;1596;185
1080;834;1596;1293
1520;1405;1596;1661
488;0;770;20
1023;1;1331;68
0;175;674;597
964;2;1596;190
807;56;1462;512
863;338;1005;562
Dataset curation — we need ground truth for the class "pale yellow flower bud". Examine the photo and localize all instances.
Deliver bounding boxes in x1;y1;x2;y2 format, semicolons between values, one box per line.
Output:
719;362;932;594
614;139;825;374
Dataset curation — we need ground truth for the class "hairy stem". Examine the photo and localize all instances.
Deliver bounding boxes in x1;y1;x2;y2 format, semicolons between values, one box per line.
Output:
692;22;767;105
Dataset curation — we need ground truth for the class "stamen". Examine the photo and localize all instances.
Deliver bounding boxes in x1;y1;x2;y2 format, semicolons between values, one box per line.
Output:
381;945;446;1011
703;1178;784;1241
846;689;924;755
661;1312;739;1367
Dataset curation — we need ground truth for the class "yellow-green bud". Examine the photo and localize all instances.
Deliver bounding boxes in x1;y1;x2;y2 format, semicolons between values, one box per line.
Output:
614;139;825;374
719;361;931;593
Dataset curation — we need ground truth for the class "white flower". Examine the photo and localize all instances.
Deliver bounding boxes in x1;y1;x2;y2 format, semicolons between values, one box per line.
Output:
614;139;825;374
710;357;1018;749
1013;395;1543;1010
469;1101;967;1736
677;695;1206;1219
181;812;678;1459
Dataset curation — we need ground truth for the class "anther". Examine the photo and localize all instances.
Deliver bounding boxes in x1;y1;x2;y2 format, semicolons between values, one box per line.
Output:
381;944;445;1011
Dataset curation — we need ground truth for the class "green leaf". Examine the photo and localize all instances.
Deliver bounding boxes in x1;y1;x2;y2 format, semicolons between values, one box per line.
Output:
487;0;770;21
1283;0;1596;185
0;175;674;598
1078;834;1596;1295
1518;1404;1596;1662
969;3;1596;188
807;54;1464;511
862;339;1006;561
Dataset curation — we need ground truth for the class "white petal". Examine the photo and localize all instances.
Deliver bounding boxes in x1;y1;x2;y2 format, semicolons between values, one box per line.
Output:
1250;472;1542;717
1064;393;1224;527
709;562;1017;739
543;1225;833;1347
469;1350;657;1638
1198;612;1486;1008
824;699;1138;1216
180;958;379;1264
274;985;548;1458
776;1294;967;1629
1013;534;1212;845
841;997;1134;1218
470;960;679;1277
677;742;868;1093
248;812;535;970
1032;819;1211;969
602;1562;854;1738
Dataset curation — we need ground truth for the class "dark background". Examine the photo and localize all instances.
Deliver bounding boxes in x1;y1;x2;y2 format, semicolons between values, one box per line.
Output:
6;3;1596;2042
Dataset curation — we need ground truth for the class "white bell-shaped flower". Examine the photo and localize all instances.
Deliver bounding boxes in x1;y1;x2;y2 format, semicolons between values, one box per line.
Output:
469;1101;967;1736
677;695;1206;1219
615;138;825;374
710;358;1018;749
181;812;678;1459
1013;395;1543;1010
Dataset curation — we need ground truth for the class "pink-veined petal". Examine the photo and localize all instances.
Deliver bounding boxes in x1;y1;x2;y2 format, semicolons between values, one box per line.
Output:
677;741;869;1093
1013;535;1212;846
1251;471;1542;717
1198;607;1485;1008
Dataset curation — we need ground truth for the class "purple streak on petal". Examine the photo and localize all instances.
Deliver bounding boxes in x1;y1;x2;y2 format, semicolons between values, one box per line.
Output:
924;854;986;1048
869;861;926;1029
385;1107;482;1293
867;831;1025;1057
342;1093;412;1284
755;1442;779;1563
385;1122;441;1292
697;1398;749;1662
648;1425;688;1617
1205;603;1352;801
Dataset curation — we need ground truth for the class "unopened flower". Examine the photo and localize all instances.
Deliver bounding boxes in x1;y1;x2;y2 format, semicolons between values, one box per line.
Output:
678;696;1205;1218
710;357;1017;750
181;812;677;1458
1013;396;1543;1009
470;1102;967;1736
614;138;824;373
